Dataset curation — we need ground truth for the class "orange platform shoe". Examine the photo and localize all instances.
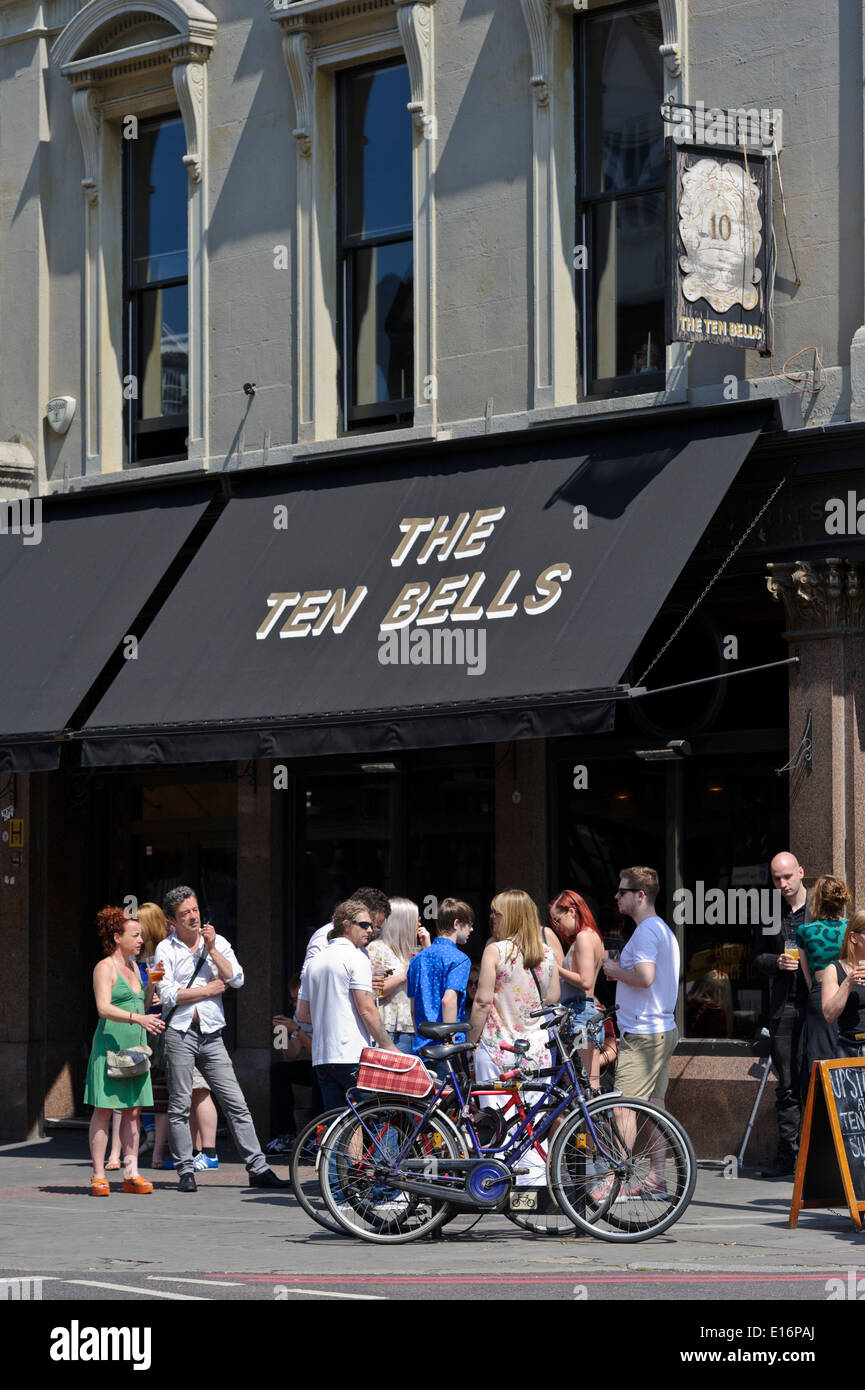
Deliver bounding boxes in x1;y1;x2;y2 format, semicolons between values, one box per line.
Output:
91;1177;110;1196
122;1174;154;1194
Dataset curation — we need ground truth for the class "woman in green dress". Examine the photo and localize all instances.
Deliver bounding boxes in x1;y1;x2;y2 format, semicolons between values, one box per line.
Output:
85;906;166;1195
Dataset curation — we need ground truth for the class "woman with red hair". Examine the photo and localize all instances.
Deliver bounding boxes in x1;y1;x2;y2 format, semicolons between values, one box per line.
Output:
547;889;605;1087
84;906;166;1195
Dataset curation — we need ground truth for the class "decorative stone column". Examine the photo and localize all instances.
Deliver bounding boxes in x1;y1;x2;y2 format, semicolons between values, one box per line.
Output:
767;558;865;899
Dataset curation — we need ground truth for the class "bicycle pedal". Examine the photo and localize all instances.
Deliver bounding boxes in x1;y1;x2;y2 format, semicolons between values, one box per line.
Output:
512;1167;530;1176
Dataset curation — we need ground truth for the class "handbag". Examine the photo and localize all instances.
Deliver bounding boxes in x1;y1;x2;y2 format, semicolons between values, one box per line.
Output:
103;1021;152;1079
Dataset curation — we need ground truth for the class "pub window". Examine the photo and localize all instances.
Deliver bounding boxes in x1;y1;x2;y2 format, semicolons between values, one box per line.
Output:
123;115;189;466
337;62;414;432
576;1;665;398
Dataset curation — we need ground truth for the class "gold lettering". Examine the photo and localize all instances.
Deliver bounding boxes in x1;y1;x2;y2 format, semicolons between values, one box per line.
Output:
380;582;430;630
486;569;521;619
453;507;505;560
416;513;471;564
451;572;486;621
390;519;434;568
415;575;470;626
256;592;300;640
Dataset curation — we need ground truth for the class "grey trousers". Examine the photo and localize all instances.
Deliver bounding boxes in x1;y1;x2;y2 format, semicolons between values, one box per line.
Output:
164;1025;268;1177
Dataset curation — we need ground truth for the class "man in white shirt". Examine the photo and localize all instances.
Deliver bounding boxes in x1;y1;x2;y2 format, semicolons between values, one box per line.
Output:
302;887;391;966
157;886;289;1193
600;866;680;1196
297;897;399;1110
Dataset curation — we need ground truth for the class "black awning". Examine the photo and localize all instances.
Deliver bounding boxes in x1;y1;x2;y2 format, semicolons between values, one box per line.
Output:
0;486;214;770
78;409;768;766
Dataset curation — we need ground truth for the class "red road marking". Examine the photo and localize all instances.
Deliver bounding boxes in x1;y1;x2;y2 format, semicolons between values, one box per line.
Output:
222;1272;840;1285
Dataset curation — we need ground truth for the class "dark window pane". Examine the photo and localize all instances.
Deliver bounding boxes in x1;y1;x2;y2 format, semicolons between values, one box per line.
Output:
583;8;664;197
591;192;665;379
136;283;189;420
351;240;413;408
343;65;413;240
130;118;189;286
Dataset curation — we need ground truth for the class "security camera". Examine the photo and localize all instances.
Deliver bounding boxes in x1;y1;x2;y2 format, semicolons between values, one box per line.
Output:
243;382;256;397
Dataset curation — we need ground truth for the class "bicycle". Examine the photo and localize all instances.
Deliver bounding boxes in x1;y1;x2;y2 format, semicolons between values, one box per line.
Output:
315;1005;695;1244
289;1069;567;1238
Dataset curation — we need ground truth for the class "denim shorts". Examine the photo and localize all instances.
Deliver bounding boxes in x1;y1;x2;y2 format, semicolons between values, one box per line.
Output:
563;996;604;1048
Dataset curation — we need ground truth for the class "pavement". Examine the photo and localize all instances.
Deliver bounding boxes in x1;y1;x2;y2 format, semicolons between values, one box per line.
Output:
0;1129;859;1361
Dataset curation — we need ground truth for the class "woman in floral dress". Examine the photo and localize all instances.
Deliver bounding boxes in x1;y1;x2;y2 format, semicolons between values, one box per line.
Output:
468;889;560;1187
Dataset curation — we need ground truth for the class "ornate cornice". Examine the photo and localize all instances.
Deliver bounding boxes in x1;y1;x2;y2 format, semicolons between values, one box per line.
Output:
53;0;216;84
767;559;865;637
269;0;429;34
0;444;37;502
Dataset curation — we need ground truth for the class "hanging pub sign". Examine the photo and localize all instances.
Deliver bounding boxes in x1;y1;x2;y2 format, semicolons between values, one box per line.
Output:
666;139;774;355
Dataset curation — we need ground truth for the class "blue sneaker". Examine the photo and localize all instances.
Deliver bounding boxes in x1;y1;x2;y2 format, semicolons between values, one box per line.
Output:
193;1152;219;1171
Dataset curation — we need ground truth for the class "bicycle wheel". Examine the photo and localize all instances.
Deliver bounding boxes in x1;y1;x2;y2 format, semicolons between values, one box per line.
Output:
289;1108;349;1235
498;1110;578;1237
319;1100;467;1244
547;1098;696;1242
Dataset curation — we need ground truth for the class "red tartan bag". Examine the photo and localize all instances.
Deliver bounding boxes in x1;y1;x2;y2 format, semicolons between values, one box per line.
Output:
356;1047;434;1098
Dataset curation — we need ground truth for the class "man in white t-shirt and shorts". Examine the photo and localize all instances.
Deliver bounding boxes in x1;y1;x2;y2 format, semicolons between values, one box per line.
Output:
600;865;680;1195
297;897;400;1110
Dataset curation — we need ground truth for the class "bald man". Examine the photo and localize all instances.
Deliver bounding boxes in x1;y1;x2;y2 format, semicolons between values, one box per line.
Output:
754;852;809;1177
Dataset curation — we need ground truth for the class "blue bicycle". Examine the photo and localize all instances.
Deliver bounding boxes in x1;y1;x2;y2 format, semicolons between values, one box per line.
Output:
316;1004;695;1244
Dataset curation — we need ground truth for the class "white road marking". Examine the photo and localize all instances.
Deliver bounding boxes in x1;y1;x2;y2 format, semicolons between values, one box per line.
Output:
56;1279;207;1300
273;1287;387;1300
146;1276;243;1287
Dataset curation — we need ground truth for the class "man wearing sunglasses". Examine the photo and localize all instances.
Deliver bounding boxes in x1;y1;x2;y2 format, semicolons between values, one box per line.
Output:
602;866;679;1173
297;897;400;1110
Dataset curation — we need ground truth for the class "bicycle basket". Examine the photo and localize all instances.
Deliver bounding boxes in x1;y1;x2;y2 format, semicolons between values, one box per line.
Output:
356;1047;434;1098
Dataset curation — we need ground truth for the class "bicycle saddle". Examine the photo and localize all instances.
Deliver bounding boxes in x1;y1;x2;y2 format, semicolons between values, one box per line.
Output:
417;1022;468;1040
418;1042;475;1061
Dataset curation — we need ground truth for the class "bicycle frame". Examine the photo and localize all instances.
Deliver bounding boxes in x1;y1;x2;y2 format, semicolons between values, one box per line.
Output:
336;1012;627;1201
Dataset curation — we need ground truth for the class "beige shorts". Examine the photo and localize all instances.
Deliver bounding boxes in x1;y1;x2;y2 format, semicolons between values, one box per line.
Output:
614;1028;678;1101
191;1066;210;1092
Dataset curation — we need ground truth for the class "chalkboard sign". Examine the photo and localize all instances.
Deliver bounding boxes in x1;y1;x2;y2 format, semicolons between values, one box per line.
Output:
789;1058;865;1230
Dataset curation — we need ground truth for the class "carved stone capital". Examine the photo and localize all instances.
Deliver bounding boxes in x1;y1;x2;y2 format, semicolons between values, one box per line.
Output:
172;59;206;183
282;30;314;158
767;559;865;637
72;87;102;205
520;0;552;107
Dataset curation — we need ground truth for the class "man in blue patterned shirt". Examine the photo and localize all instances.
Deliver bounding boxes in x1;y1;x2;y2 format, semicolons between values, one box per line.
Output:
407;898;474;1054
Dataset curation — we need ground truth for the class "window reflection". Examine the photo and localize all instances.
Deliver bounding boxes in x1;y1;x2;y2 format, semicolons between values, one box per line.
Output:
125;116;189;465
339;64;413;429
579;4;665;395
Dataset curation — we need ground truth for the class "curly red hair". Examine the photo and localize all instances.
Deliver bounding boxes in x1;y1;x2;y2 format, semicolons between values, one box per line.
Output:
96;905;137;956
547;889;602;947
